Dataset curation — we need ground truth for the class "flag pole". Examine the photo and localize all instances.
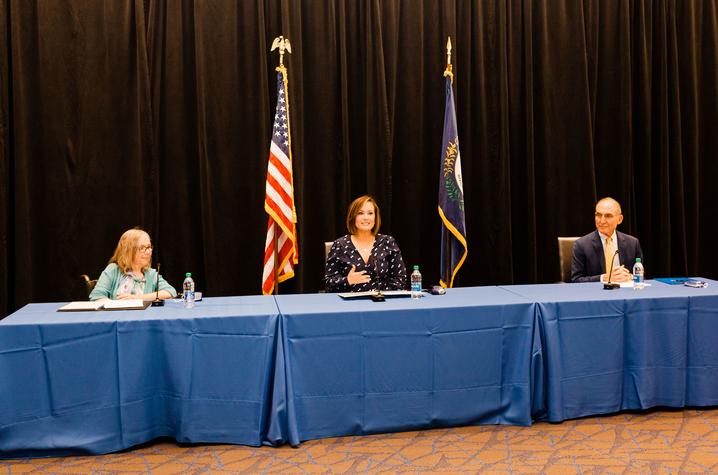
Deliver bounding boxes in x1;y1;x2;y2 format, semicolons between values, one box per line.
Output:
438;36;467;289
262;35;297;296
443;37;453;286
444;36;453;82
445;234;451;286
270;36;293;295
273;229;279;295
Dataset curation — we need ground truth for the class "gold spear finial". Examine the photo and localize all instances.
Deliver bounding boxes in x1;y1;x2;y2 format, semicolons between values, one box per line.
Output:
271;36;292;69
444;36;454;81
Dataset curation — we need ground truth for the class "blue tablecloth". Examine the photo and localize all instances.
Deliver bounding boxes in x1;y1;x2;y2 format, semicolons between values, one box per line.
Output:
0;296;280;458
3;281;717;458
268;287;543;446
501;279;718;421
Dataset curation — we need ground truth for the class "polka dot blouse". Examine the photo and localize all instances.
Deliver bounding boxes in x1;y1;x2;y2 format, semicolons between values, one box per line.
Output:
323;234;408;292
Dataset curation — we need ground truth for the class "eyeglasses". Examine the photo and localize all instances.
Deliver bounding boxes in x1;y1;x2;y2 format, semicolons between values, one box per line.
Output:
138;245;153;253
594;212;618;220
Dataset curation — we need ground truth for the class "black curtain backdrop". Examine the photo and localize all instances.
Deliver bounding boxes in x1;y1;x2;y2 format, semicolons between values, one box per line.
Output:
2;0;717;317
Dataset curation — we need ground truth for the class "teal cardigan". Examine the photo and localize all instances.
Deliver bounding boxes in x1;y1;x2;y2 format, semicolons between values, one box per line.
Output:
89;263;177;300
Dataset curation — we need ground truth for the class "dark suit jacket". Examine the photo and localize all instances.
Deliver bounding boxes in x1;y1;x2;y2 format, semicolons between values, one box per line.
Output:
571;230;643;283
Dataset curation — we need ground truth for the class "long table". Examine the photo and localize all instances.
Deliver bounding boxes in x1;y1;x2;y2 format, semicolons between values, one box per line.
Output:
267;287;543;446
0;296;281;458
2;280;717;458
500;281;718;421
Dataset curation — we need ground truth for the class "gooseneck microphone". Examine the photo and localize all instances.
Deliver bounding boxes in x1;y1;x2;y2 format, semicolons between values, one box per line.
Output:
151;263;165;306
603;250;621;290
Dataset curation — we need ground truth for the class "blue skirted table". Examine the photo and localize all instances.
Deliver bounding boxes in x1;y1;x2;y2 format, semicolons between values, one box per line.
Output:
500;280;718;421
0;296;281;458
267;287;543;446
2;279;718;458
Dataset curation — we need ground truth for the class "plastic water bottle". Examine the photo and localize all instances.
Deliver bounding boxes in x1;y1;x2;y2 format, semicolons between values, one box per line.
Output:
411;265;422;299
183;272;195;308
632;258;645;290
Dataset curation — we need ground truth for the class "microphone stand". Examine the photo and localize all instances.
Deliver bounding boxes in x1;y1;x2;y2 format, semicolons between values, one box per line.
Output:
152;263;165;306
370;257;385;302
603;250;620;290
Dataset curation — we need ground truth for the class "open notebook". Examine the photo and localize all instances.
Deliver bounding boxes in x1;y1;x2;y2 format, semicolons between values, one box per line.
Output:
57;299;152;312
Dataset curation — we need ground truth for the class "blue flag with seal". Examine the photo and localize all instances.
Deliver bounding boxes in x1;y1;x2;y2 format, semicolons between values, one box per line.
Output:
438;70;467;288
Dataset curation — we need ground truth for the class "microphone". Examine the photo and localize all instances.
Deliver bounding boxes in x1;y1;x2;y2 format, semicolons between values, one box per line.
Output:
603;250;620;290
151;262;165;306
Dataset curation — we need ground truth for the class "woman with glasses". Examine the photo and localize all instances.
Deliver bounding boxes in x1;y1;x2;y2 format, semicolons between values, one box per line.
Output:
89;228;177;301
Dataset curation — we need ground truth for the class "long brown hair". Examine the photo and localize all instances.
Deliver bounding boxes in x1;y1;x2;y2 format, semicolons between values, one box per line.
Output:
109;228;152;273
346;195;381;235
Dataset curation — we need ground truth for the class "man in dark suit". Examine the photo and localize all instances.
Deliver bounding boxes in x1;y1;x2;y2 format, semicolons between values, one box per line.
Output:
571;197;643;283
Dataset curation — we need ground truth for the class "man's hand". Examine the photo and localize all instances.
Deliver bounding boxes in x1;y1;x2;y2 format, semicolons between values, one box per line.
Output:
607;265;632;283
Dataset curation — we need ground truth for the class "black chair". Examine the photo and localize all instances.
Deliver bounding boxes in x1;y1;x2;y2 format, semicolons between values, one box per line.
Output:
324;241;333;262
80;274;98;296
557;237;579;283
317;241;335;294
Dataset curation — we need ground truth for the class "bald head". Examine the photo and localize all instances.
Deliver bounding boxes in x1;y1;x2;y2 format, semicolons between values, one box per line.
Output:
596;197;622;214
594;197;623;237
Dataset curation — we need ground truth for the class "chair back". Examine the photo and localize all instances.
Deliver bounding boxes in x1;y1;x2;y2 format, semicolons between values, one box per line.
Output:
324;241;334;262
557;237;580;283
81;274;98;297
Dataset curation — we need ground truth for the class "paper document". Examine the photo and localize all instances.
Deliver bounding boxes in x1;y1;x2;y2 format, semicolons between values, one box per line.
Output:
619;282;651;288
57;299;151;312
57;301;105;312
102;299;150;310
338;290;413;299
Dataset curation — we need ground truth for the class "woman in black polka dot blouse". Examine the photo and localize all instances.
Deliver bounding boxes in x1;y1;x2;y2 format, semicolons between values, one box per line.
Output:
323;195;408;292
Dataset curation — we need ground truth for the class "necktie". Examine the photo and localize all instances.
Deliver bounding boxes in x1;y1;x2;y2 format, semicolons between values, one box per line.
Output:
605;236;614;275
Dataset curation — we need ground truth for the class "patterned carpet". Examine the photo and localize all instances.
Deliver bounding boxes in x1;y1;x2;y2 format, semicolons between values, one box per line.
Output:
3;408;718;474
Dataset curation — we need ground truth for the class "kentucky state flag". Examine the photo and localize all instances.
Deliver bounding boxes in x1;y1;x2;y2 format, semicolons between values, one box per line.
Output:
438;74;467;288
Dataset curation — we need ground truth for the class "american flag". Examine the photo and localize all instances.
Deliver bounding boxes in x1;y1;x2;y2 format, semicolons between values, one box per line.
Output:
262;68;298;295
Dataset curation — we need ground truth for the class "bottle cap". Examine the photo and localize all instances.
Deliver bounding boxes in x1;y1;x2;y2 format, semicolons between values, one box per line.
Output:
413;265;419;271
635;258;641;263
186;272;192;277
